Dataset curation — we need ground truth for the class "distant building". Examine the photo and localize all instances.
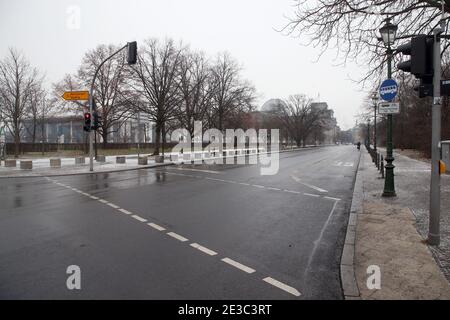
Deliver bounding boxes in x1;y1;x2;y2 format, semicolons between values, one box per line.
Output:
4;116;155;144
310;102;338;145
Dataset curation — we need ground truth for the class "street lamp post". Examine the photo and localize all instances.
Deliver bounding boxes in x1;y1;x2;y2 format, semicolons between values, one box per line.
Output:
379;18;398;197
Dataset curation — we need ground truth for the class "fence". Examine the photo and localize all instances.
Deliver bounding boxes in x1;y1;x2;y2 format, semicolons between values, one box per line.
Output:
365;143;385;178
4;142;180;154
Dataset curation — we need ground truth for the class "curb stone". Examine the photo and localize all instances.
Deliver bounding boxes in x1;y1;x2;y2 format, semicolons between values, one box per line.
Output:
340;149;363;299
0;162;175;179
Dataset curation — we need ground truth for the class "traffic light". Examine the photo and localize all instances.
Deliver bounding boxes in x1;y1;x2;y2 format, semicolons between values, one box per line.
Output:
127;41;137;65
92;112;102;131
397;35;434;97
83;112;91;132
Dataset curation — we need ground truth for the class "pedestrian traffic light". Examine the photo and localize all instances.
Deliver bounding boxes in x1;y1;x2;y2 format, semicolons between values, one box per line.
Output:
83;112;91;132
127;41;137;65
397;35;434;97
92;112;101;131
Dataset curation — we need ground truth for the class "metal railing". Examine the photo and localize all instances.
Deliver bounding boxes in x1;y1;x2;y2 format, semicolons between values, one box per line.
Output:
366;143;385;179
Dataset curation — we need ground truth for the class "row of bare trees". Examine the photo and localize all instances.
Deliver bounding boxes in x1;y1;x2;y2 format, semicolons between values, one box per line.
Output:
52;38;256;155
284;0;450;84
0;49;57;157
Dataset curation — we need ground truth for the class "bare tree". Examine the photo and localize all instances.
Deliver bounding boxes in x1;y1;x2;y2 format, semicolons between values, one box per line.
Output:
130;38;185;155
176;50;214;135
283;1;450;83
25;85;45;144
209;53;256;131
274;95;331;147
0;48;41;157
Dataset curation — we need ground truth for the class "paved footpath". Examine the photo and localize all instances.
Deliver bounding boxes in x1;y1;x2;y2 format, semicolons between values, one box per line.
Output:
349;148;450;299
0;155;171;178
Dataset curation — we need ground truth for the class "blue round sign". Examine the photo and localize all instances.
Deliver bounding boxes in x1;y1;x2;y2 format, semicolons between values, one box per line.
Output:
379;79;398;102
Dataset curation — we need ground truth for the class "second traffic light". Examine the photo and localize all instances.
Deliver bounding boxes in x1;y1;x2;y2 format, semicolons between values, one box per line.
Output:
83;112;91;132
397;35;434;97
92;112;101;131
397;35;434;77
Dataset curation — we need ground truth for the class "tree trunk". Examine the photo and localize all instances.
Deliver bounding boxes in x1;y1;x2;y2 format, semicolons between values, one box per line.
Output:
32;116;37;144
154;123;161;156
14;127;20;158
162;122;166;155
102;129;108;148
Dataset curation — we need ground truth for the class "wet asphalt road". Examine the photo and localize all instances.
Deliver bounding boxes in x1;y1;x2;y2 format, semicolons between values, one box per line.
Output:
0;145;359;299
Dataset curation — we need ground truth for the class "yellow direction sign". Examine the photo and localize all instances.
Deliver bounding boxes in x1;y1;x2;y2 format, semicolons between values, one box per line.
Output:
62;91;89;101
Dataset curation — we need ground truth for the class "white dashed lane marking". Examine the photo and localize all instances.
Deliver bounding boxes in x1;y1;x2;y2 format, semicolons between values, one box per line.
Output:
46;177;305;298
160;170;339;202
304;193;320;198
107;203;120;209
148;222;166;231
167;232;189;242
284;190;301;194
324;196;341;201
190;243;218;256
131;215;147;223
221;258;256;274
119;208;133;215
252;184;265;189
263;277;301;297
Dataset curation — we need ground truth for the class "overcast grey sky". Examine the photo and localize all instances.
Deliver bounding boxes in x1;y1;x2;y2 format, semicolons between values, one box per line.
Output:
0;0;371;130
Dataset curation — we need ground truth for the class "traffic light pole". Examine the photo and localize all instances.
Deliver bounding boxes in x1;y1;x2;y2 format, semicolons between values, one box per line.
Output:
89;95;94;171
428;26;443;246
382;46;396;197
88;44;129;172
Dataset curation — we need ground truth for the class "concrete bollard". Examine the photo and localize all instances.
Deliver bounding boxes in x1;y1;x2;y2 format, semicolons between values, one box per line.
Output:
116;156;126;164
194;153;202;161
155;155;164;163
138;156;148;165
20;160;33;170
5;159;17;167
50;158;61;168
75;157;85;165
96;155;106;162
183;153;191;162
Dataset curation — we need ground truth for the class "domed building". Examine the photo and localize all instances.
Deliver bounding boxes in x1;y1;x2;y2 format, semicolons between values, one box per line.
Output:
260;98;287;114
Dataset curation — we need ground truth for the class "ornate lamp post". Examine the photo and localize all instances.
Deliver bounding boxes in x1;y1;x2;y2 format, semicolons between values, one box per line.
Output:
379;18;397;197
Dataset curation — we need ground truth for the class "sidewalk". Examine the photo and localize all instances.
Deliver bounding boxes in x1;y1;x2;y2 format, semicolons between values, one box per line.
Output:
347;148;450;299
0;154;173;178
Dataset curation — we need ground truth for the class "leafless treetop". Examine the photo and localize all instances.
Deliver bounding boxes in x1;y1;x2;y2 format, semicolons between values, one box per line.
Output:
283;0;450;83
